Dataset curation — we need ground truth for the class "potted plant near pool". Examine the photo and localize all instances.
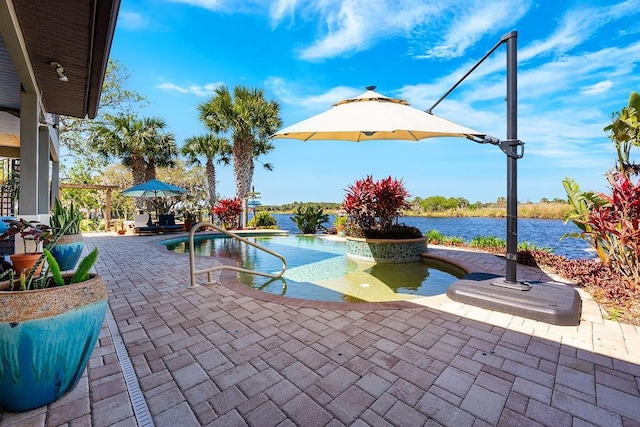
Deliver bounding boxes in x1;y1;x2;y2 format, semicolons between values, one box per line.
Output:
343;175;427;263
1;218;52;274
0;220;106;413
49;198;85;270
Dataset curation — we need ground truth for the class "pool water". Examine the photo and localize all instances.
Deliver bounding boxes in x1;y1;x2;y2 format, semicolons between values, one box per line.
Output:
163;235;466;303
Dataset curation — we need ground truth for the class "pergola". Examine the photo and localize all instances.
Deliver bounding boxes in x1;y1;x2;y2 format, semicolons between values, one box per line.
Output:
59;183;119;231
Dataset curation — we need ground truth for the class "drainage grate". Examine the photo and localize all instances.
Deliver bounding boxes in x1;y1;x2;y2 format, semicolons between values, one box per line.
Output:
105;308;155;427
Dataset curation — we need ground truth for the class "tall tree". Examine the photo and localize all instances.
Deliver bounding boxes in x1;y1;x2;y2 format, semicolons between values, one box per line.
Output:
197;86;282;204
157;160;209;215
89;115;177;210
181;134;231;208
59;59;147;168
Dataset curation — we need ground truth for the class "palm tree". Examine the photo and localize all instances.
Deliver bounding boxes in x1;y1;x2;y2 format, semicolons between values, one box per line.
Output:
89;114;177;210
197;86;282;205
181;134;231;208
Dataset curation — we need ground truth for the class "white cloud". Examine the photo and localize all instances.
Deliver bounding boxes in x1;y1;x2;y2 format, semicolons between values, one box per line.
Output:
157;83;188;93
168;0;269;13
118;11;149;30
292;0;444;60
278;0;531;61
156;82;223;97
580;81;614;96
266;76;361;111
269;0;299;23
419;1;530;59
167;0;224;11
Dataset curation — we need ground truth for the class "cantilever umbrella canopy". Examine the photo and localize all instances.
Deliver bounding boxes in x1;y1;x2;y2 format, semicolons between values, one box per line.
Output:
271;87;486;142
121;179;186;217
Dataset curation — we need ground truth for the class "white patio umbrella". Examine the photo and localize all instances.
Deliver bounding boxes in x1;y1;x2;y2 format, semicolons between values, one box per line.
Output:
271;87;486;142
121;179;186;217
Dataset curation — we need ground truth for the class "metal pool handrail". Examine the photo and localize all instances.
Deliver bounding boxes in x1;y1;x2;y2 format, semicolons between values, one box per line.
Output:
188;222;287;288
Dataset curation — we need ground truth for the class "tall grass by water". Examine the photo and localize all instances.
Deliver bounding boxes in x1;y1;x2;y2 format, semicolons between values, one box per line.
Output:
413;202;570;219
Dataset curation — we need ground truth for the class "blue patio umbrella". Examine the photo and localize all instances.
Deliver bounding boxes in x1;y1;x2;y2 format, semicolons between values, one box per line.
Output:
121;179;186;217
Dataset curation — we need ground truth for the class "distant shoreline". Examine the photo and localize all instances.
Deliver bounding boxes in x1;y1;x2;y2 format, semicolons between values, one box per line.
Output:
259;202;570;220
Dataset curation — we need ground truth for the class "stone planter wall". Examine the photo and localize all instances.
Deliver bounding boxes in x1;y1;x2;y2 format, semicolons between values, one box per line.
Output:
346;236;428;263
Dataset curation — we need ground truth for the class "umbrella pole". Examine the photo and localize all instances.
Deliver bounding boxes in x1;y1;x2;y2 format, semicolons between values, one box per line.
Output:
429;31;526;287
505;33;518;284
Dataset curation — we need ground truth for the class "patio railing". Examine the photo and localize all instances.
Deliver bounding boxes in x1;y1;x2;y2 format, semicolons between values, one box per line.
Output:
188;222;287;288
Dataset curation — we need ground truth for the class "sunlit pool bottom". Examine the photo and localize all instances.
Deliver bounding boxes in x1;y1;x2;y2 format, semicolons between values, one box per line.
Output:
162;235;467;303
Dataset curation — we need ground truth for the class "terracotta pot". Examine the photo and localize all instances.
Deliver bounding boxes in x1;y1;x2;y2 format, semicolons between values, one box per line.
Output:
9;252;43;275
50;234;85;271
0;274;107;412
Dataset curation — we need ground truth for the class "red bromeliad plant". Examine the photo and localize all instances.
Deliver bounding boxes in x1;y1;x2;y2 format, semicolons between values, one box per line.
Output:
343;176;421;239
212;197;243;229
586;173;640;283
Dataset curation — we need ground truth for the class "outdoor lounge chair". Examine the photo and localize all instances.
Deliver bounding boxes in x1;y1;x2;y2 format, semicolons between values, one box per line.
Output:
133;213;161;235
158;214;183;233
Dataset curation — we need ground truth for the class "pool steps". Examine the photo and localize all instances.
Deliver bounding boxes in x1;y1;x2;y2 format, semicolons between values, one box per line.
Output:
187;222;287;288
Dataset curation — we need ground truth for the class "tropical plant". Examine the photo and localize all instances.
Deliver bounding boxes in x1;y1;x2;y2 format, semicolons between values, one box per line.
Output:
89;114;177;210
580;173;640;283
0;219;53;255
181;134;232;208
50;198;81;235
0;219;96;291
604;91;640;179
213;197;243;229
333;214;348;233
43;248;99;286
248;211;278;228
290;205;329;234
197;85;282;207
562;177;607;262
343;175;419;238
564;92;640;284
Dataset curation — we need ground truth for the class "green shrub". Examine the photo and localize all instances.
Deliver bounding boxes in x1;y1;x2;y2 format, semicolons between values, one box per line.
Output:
290;205;329;234
517;241;551;253
80;218;104;232
426;229;464;245
470;235;506;249
344;223;422;239
248;212;278;228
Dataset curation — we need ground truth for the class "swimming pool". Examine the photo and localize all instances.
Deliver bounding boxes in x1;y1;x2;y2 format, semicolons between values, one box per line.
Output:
163;234;466;303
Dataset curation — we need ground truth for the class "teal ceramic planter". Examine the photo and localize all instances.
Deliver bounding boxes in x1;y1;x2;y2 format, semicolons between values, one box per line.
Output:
0;275;107;412
50;234;84;271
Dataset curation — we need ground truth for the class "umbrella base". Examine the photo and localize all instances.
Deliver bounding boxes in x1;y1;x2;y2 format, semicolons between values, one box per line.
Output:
447;272;581;326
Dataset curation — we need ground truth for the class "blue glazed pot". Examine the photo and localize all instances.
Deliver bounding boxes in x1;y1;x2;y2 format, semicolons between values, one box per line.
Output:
50;234;85;271
0;274;107;412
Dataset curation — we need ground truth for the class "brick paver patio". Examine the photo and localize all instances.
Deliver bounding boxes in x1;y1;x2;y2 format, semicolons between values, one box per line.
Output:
1;233;639;426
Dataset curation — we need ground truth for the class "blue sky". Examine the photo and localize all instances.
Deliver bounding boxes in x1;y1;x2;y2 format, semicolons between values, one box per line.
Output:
109;0;640;205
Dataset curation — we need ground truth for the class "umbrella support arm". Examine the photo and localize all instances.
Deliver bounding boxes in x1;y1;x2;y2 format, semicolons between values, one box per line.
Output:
429;31;524;286
479;138;525;159
427;31;516;115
